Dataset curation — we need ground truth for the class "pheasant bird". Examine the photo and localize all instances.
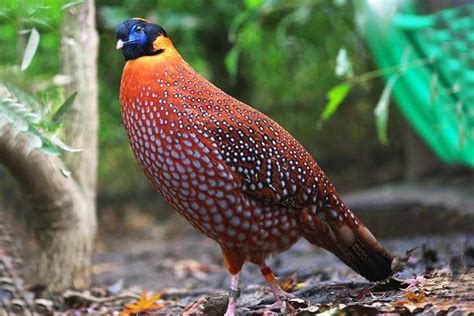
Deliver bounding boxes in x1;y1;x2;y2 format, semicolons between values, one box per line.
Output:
116;18;394;315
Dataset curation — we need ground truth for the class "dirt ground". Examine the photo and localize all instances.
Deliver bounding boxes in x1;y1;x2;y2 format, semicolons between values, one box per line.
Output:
88;212;474;315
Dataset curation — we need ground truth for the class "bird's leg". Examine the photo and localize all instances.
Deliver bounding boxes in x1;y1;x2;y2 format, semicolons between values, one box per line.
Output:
224;271;241;316
258;263;294;312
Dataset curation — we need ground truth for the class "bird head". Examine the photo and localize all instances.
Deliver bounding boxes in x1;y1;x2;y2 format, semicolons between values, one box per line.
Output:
116;18;169;61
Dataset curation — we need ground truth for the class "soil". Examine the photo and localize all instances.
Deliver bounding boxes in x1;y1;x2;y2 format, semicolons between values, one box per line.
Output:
89;212;474;315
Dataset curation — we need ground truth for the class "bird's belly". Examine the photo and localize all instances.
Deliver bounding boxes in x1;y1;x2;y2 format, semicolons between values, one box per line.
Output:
122;107;303;253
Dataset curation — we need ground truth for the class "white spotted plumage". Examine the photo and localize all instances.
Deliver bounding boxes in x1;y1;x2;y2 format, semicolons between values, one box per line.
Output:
120;51;368;263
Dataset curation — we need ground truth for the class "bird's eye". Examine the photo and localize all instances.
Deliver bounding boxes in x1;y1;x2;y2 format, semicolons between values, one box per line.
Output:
135;26;142;33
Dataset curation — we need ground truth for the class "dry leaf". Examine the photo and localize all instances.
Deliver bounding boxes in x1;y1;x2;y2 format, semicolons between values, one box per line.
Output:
121;289;164;315
278;273;298;292
404;290;426;303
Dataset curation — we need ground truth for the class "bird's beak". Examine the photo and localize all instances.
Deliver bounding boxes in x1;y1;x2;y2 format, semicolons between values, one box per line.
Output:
116;39;125;50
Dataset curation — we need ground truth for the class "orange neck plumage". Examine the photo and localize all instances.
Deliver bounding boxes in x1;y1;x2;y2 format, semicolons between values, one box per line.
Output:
119;36;184;104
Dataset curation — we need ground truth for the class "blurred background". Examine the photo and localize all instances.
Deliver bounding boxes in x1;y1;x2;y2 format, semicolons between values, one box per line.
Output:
0;0;473;310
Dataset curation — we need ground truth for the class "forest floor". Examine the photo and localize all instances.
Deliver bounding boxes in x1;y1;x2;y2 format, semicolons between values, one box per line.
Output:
88;215;474;315
5;228;474;315
91;180;474;315
2;181;474;315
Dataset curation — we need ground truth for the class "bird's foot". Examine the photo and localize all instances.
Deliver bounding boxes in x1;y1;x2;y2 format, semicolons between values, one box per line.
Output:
253;298;288;315
257;265;296;314
272;287;295;300
253;291;295;315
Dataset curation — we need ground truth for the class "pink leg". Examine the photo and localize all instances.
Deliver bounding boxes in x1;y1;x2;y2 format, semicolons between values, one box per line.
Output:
224;271;241;316
258;264;294;313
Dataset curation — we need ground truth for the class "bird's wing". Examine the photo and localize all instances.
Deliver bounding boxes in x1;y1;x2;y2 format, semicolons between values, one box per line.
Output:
195;100;325;209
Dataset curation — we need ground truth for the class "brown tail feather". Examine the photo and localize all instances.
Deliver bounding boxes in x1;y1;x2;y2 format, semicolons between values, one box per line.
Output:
301;205;394;281
333;234;393;281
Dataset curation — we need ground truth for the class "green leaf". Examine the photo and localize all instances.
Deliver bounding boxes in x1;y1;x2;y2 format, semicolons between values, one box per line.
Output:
61;0;84;11
0;82;41;133
225;46;240;83
2;80;41;111
244;0;263;9
49;135;82;153
374;75;399;144
321;83;352;120
33;120;63;134
52;92;77;124
228;11;254;43
38;138;61;156
21;28;40;71
335;47;354;78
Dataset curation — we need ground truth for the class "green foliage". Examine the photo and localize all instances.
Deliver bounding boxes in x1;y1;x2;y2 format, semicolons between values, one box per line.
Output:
321;83;352;121
374;75;398;144
0;68;80;155
20;28;40;71
51;92;76;124
0;0;80;155
0;80;42;144
323;49;429;144
224;46;240;82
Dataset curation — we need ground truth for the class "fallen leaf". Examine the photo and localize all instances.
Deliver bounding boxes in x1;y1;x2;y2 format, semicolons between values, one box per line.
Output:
121;289;164;315
402;275;427;292
277;273;298;292
404;290;426;303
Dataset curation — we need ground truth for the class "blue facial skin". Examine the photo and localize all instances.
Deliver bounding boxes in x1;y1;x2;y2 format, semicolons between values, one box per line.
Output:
125;24;148;46
116;19;168;61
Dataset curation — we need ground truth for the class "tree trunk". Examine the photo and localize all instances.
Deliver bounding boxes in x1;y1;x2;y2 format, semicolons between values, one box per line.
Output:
0;126;94;292
48;0;99;291
0;0;98;292
61;0;99;194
